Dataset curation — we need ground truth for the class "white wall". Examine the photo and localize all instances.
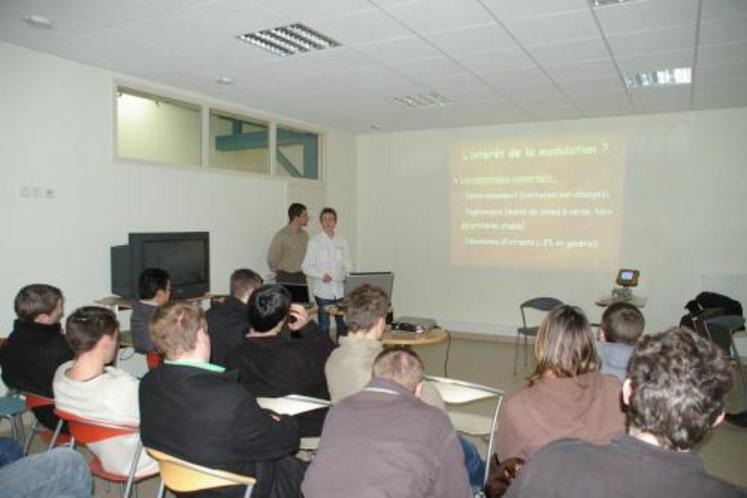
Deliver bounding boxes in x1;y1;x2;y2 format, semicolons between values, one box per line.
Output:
0;40;355;339
356;108;747;346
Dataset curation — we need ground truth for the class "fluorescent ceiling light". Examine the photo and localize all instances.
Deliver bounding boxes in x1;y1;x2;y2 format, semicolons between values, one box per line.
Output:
391;92;452;108
238;23;340;57
624;67;692;89
23;14;54;28
591;0;642;7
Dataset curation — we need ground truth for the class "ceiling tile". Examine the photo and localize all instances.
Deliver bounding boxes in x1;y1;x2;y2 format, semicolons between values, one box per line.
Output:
558;76;628;98
699;17;747;46
459;47;537;73
607;24;697;58
387;55;465;80
52;29;159;69
594;0;699;34
694;77;747;96
381;0;491;34
692;93;747;110
424;23;517;55
544;58;619;81
700;0;747;22
480;67;551;88
352;36;441;64
116;0;291;50
631;86;692;112
578;99;635;116
698;40;747;65
695;61;747;80
527;37;609;66
504;9;600;45
481;0;590;21
311;8;411;45
616;49;695;73
255;0;373;22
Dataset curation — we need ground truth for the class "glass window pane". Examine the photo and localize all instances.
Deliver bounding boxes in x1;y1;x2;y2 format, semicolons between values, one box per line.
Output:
116;88;200;167
209;110;270;174
275;126;320;180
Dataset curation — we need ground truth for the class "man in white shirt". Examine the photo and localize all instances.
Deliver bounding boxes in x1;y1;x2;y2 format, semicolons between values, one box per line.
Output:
302;207;352;340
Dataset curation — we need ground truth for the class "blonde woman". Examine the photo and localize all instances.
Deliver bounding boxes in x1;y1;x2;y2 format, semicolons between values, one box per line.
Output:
495;305;625;462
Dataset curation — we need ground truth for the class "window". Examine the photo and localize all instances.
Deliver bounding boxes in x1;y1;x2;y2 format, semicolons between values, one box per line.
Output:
116;88;201;167
275;126;320;180
209;110;269;174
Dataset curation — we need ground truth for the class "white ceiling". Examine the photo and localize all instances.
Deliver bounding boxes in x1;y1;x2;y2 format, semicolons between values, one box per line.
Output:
1;0;746;132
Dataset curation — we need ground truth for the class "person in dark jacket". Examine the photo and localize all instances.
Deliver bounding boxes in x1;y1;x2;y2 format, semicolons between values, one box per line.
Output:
0;284;72;430
140;302;305;498
227;284;335;437
504;328;743;498
129;268;170;355
206;268;263;367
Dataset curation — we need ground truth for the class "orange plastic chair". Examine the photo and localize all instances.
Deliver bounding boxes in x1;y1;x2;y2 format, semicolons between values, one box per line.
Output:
22;392;71;454
54;409;159;498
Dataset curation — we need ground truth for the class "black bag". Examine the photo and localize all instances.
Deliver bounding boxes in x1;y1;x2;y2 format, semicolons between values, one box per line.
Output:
679;292;743;331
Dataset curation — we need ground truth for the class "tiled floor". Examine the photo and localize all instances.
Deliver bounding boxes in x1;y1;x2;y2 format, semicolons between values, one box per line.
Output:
5;331;747;496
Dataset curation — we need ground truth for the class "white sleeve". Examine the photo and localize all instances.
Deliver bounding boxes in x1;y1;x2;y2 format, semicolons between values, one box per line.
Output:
301;237;324;279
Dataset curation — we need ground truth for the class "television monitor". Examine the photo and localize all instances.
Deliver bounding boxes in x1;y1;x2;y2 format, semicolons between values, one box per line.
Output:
111;232;210;299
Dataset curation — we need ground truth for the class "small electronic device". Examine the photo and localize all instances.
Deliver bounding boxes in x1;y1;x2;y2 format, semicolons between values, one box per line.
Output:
390;317;437;334
615;268;640;287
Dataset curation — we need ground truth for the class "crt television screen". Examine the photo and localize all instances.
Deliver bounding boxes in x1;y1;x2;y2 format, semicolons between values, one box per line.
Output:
143;240;206;285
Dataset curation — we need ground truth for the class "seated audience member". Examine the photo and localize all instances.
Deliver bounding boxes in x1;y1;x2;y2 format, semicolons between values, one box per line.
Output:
495;305;625;462
227;284;335;437
206;268;263;367
303;348;471;498
504;328;743;498
596;302;645;380
53;306;158;477
130;268;170;356
324;284;484;488
0;447;92;498
0;438;23;468
0;284;73;430
140;302;305;498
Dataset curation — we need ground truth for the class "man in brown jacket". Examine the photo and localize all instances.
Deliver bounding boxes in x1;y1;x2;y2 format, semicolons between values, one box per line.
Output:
302;348;471;498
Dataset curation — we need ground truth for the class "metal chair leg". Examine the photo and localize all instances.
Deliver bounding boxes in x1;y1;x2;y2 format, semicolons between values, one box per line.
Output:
157;480;166;498
47;418;65;450
23;420;39;455
513;332;520;374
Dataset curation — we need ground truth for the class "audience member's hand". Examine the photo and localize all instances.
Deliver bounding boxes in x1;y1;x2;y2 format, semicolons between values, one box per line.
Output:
288;303;312;331
322;273;333;283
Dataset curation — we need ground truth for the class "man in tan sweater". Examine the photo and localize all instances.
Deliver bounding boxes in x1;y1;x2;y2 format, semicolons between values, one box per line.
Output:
267;203;309;284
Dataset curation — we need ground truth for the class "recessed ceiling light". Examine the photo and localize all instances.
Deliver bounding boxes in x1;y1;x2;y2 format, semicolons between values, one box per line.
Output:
370;124;381;130
624;67;692;89
238;23;340;57
391;92;452;108
23;14;54;28
591;0;643;7
217;76;233;85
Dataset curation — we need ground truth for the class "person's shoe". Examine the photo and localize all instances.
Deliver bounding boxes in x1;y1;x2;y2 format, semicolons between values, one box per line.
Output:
725;410;747;427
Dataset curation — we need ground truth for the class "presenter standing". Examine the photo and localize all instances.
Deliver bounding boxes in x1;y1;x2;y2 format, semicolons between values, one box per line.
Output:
302;207;352;340
267;203;309;284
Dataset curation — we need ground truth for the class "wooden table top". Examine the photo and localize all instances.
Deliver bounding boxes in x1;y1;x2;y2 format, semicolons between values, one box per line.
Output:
382;326;448;346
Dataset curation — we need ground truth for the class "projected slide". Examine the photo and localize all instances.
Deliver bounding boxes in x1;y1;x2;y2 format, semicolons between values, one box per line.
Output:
450;135;626;269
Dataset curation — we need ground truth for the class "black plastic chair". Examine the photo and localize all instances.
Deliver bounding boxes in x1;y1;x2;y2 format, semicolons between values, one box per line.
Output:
702;315;746;409
514;297;563;374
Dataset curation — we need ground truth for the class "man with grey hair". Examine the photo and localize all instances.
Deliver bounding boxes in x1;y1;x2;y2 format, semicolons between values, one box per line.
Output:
302;347;470;498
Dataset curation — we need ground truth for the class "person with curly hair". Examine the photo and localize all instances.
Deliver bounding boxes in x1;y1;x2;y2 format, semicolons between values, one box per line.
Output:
504;327;743;498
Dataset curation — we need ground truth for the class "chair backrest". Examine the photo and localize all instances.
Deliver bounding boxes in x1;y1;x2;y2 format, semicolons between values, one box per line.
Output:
23;392;55;410
146;448;256;494
702;315;745;356
256;394;332;416
520;297;563;328
54;409;138;445
425;376;505;488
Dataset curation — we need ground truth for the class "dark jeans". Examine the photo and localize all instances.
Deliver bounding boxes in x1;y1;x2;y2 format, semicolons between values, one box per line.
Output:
0;437;23;469
315;296;347;341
